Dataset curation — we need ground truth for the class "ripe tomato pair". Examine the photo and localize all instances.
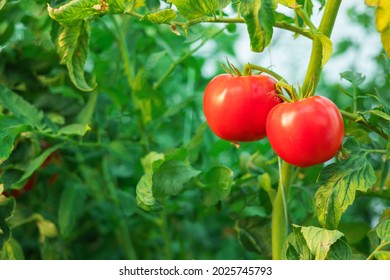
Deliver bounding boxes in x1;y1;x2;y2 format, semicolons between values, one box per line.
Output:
203;74;344;167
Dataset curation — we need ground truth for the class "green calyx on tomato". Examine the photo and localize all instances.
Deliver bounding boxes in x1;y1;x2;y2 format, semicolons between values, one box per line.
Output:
266;95;344;167
203;73;282;142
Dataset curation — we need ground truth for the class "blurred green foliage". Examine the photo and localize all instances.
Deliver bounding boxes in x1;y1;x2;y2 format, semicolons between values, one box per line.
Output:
0;0;389;260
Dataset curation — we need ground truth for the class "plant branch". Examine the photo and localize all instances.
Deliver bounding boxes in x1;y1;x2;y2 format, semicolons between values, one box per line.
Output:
125;11;313;40
247;63;286;81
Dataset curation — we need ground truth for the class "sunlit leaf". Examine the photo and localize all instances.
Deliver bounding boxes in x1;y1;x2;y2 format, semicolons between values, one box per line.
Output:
48;0;125;23
279;0;296;8
318;34;333;67
285;225;351;260
377;220;390;243
0;0;6;10
55;20;96;91
146;9;177;24
170;0;220;20
365;0;390;58
241;0;276;52
315;137;377;229
58;123;91;136
373;251;390;260
136;174;162;212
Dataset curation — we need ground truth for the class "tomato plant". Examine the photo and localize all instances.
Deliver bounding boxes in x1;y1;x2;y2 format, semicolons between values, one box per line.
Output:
266;96;344;167
203;74;281;142
0;0;389;262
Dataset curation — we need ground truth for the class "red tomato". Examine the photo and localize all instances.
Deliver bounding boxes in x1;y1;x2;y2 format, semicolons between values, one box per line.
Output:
203;74;281;142
266;96;344;167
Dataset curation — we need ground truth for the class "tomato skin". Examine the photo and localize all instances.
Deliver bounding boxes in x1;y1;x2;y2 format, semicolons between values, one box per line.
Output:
266;96;344;167
203;74;281;142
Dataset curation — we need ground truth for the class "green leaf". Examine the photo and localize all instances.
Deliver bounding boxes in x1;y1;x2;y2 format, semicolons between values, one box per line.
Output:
141;152;165;174
318;34;333;67
279;0;296;8
315;137;377;229
48;0;125;23
117;190;136;217
340;71;366;85
76;92;98;125
377;220;390;243
285;226;313;260
136;174;162;212
146;0;160;12
170;0;220;20
366;0;390;58
0;238;25;260
326;238;352;260
58;123;91;136
37;218;59;239
14;144;62;187
258;173;275;205
0;85;48;131
0;196;15;248
0;0;6;10
146;9;177;24
218;0;231;9
0;116;30;164
0;22;15;45
236;217;272;257
285;225;351;260
369;109;390;121
366;108;390;136
373;251;390;260
241;0;276;52
58;183;87;238
202;166;233;207
275;11;294;24
55;20;96;92
152;160;200;198
300;225;343;260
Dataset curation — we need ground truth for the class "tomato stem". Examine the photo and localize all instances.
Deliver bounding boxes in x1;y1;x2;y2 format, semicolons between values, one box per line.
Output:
272;160;293;260
247;63;285;81
301;0;342;96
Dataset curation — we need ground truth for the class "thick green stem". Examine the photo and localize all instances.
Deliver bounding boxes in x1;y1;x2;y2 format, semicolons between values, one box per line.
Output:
272;160;293;260
301;0;342;95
